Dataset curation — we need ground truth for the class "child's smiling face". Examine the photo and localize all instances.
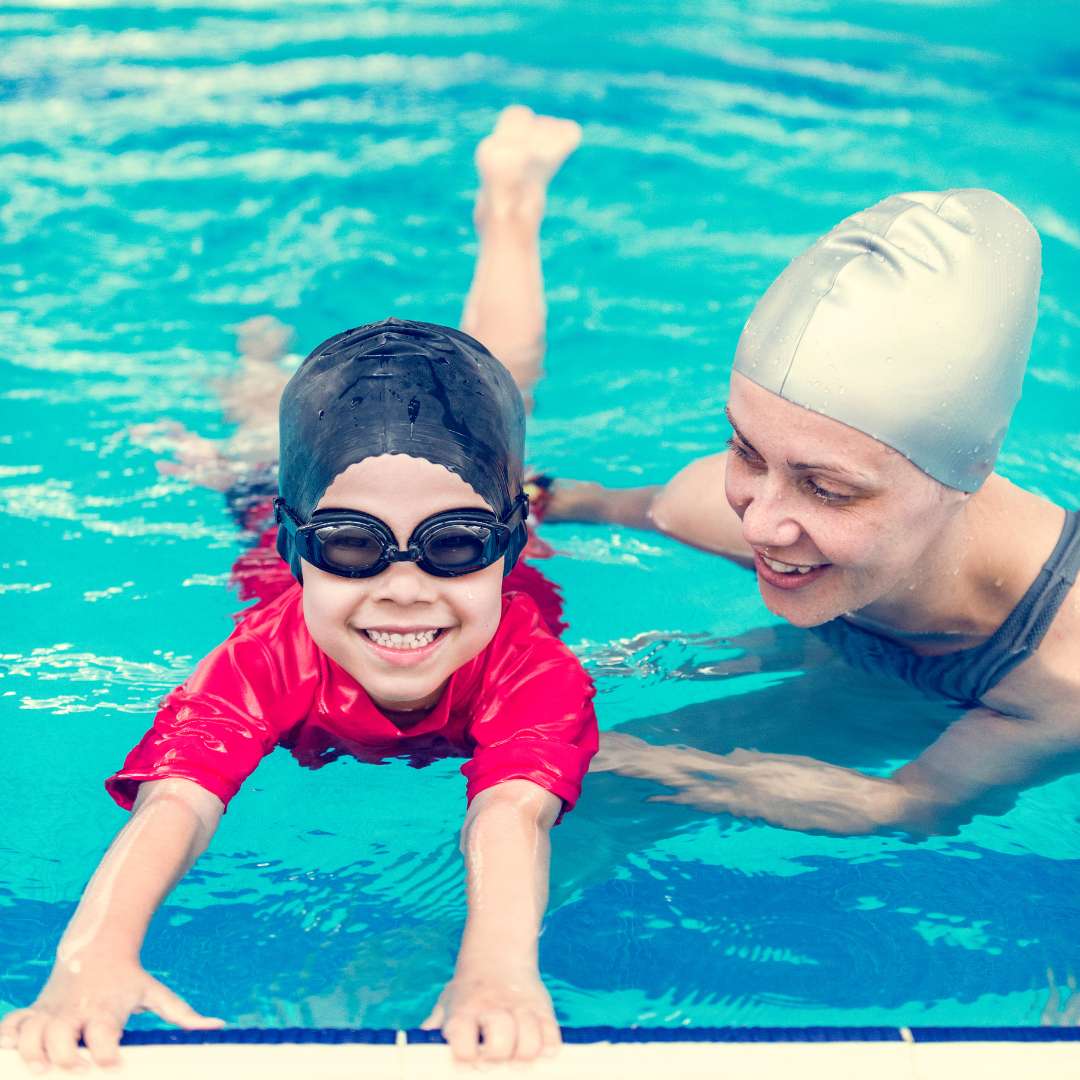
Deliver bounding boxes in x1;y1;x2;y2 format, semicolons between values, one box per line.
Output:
300;454;506;716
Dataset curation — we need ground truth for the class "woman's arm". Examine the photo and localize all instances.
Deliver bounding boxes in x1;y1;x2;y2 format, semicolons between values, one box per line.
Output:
424;779;562;1064
593;701;1080;837
0;779;226;1070
545;452;756;567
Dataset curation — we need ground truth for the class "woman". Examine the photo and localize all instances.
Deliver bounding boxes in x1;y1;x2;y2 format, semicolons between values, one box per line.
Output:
552;189;1080;835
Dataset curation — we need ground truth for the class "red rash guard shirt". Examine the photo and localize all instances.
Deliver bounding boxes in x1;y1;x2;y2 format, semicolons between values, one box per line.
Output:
106;585;598;814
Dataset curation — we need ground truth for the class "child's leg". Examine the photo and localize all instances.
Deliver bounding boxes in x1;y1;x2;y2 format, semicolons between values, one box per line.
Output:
461;106;581;413
128;316;292;490
218;315;294;449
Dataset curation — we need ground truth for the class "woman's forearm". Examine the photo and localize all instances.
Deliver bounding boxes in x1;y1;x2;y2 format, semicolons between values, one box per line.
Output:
603;739;930;836
543;481;663;530
57;779;222;967
455;781;560;972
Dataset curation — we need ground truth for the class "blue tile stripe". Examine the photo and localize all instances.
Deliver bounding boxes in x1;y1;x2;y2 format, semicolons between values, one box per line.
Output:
115;1026;1080;1046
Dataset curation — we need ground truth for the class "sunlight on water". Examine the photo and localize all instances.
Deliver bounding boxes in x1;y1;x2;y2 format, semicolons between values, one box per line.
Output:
2;0;1078;1031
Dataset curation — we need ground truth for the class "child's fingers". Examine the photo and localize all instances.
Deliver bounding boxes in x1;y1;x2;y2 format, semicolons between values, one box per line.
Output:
1042;967;1062;1025
442;1015;480;1063
511;1009;543;1061
142;980;224;1031
0;1007;32;1046
43;1016;85;1071
419;1003;444;1030
16;1013;49;1071
540;1014;562;1056
83;1016;124;1068
477;1010;515;1063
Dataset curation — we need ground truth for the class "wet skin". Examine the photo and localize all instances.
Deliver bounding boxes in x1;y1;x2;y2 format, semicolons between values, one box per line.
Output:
723;372;972;632
584;374;1080;836
301;454;506;718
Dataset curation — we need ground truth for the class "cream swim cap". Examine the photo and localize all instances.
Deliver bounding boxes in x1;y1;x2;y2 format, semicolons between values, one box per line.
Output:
732;189;1041;491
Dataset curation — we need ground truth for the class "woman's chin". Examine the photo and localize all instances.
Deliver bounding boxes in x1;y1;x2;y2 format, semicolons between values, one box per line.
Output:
758;582;845;628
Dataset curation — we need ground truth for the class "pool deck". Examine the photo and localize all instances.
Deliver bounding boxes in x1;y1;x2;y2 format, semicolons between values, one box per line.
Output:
4;1029;1078;1078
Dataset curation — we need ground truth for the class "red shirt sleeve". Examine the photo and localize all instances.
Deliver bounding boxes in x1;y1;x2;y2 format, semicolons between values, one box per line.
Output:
460;592;598;815
105;587;315;811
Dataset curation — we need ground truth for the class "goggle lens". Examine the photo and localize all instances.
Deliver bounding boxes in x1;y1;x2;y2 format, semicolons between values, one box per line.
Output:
421;524;491;571
315;524;384;571
276;496;526;580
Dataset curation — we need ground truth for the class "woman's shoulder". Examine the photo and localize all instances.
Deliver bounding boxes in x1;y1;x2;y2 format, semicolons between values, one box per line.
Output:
1024;573;1080;690
983;562;1080;721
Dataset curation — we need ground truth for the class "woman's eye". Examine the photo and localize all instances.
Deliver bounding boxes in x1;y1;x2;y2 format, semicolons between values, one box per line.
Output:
805;478;849;505
726;436;761;464
727;436;851;504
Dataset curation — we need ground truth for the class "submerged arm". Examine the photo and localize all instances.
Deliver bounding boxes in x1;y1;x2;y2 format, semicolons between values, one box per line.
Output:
425;779;562;1064
595;704;1080;837
1;779;225;1069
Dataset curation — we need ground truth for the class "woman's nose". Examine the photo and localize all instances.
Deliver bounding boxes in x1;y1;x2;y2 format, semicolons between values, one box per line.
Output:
738;481;803;551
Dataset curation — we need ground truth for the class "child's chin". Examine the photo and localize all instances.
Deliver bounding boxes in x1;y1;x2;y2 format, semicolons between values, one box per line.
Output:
360;666;444;707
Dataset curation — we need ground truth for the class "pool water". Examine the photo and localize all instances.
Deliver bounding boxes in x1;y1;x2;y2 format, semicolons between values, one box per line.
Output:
2;0;1079;1031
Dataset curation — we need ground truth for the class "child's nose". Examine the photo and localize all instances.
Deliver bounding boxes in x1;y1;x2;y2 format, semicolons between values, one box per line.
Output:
370;559;436;605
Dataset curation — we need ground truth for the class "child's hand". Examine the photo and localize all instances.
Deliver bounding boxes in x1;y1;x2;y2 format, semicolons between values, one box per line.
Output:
0;957;224;1071
422;965;561;1064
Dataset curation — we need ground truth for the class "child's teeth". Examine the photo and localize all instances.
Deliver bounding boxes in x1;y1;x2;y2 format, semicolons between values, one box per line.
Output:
365;629;439;649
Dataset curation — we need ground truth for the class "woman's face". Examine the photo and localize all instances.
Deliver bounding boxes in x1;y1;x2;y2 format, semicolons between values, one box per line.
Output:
300;454;505;714
724;372;967;628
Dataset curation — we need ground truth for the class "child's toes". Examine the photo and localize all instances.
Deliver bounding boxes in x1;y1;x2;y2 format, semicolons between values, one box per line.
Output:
493;105;535;138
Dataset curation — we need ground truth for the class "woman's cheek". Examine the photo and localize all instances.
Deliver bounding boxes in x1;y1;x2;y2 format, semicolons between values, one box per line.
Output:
811;511;887;572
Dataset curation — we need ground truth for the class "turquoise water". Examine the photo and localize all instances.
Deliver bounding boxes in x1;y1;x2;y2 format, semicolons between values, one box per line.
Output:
2;0;1080;1030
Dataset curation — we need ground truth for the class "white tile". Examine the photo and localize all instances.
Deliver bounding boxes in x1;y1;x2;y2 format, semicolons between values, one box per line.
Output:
910;1043;1080;1080
402;1041;921;1080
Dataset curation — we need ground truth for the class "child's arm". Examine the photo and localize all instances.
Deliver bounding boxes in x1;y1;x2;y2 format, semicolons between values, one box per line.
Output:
423;779;562;1064
0;779;225;1071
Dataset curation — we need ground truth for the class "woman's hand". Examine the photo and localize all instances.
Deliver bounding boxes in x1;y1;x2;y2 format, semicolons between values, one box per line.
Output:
422;964;560;1064
0;957;224;1071
593;734;914;834
591;731;712;786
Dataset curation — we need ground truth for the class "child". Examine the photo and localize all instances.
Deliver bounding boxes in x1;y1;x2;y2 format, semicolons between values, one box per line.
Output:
1;317;598;1072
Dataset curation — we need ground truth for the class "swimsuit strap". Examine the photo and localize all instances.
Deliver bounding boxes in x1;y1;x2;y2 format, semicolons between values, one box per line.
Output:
964;508;1080;700
820;508;1080;707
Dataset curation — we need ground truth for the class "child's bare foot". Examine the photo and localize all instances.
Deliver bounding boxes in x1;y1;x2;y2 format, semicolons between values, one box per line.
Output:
220;315;294;438
232;315;294;366
474;106;581;225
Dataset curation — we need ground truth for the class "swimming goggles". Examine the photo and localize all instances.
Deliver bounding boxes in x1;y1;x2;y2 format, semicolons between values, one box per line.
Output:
273;495;528;579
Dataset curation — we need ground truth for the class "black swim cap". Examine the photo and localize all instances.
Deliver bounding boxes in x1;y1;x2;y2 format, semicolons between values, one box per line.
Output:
276;318;527;579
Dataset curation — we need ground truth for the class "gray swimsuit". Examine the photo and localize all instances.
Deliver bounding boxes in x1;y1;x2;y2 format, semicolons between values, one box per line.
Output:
813;510;1080;708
